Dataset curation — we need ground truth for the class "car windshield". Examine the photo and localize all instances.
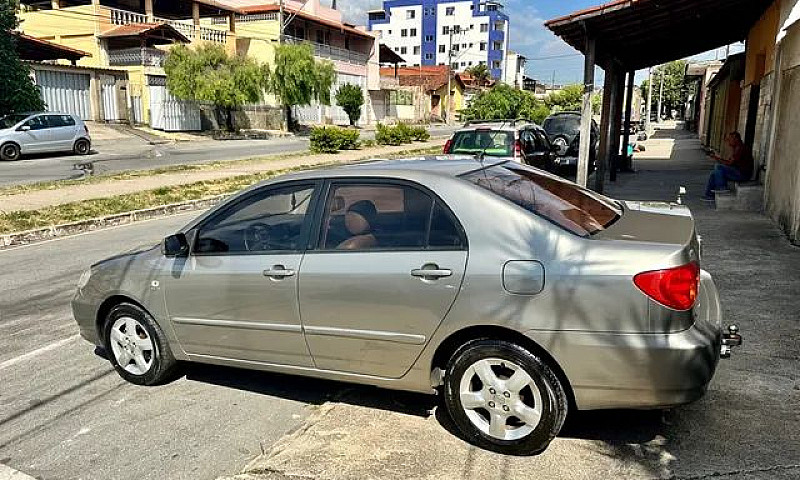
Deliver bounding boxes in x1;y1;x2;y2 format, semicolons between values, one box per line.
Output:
449;130;514;157
0;114;30;129
461;164;622;236
543;116;580;136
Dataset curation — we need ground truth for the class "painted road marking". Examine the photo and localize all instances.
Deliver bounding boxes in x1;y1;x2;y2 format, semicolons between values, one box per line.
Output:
0;335;80;372
0;464;36;480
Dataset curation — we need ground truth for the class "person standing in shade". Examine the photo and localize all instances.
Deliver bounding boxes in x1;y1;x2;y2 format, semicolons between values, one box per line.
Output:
703;132;753;200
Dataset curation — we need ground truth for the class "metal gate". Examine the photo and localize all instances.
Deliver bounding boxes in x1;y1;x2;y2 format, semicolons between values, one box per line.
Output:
34;69;92;120
100;75;120;122
147;77;201;131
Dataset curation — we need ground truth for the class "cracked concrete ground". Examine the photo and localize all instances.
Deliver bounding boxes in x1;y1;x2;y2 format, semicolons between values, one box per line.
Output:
218;126;799;480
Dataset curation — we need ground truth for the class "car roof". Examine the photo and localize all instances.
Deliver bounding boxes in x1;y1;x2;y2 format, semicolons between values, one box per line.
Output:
454;122;542;133
271;155;507;182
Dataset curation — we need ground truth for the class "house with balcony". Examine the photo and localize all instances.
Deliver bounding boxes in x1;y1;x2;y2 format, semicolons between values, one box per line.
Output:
204;0;380;126
17;0;241;129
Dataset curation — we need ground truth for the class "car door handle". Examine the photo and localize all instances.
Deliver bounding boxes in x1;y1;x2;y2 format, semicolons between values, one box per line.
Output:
411;267;452;279
263;266;296;278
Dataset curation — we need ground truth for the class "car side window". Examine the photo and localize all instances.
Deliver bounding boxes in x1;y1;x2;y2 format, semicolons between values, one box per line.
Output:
318;183;465;251
428;201;464;248
45;115;66;127
194;184;316;254
23;116;48;130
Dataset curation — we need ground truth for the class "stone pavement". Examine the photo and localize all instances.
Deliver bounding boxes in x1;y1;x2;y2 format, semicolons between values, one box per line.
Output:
217;126;800;480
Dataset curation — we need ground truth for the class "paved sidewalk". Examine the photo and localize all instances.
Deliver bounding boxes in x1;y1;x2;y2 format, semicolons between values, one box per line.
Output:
217;126;800;480
0;140;445;212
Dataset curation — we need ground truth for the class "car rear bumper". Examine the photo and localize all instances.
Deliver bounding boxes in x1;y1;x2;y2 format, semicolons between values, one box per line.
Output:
525;271;725;410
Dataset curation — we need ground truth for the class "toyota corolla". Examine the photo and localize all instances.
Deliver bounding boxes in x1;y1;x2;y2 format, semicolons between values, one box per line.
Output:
72;157;741;455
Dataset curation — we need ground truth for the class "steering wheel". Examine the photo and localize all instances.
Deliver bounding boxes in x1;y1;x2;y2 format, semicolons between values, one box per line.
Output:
244;223;272;251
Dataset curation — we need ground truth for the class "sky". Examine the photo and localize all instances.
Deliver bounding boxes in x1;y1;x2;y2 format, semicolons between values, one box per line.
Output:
335;0;746;86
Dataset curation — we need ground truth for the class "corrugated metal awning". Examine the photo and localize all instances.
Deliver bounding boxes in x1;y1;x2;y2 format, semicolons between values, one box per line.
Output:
546;0;774;70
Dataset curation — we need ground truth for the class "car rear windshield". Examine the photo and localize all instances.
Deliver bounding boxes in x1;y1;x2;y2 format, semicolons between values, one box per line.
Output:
449;130;513;157
0;114;30;129
542;116;580;136
461;164;622;236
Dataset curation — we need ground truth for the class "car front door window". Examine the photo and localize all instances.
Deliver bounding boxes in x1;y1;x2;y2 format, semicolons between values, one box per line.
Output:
165;183;318;366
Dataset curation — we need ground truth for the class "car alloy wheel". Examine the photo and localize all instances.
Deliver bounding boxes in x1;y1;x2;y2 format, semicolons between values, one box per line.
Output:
104;303;178;385
109;316;155;376
74;139;90;155
443;339;568;455
459;358;543;441
1;143;20;161
552;136;569;156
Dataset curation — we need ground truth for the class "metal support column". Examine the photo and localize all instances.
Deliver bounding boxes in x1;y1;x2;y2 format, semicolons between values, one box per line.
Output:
620;70;635;173
577;35;596;188
595;66;616;193
609;69;625;182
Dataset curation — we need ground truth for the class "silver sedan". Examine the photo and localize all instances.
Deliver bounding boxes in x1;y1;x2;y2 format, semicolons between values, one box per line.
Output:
72;157;741;455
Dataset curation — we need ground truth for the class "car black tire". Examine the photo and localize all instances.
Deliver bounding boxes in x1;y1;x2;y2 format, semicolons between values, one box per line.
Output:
1;142;21;161
74;138;91;155
443;338;568;456
103;302;179;386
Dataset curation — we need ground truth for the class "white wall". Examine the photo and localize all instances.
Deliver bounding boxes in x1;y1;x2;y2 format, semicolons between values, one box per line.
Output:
373;5;423;65
436;1;489;69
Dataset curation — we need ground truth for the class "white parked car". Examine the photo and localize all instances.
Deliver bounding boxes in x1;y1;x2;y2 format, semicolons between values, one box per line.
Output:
0;112;91;161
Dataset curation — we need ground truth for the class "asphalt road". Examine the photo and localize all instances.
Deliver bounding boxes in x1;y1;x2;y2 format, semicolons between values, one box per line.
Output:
0;126;458;187
0;213;332;480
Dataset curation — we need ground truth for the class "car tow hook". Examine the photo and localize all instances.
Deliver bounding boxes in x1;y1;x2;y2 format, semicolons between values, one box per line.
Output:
720;324;742;359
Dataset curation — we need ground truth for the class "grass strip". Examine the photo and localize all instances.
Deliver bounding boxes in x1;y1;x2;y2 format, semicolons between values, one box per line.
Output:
0;146;443;235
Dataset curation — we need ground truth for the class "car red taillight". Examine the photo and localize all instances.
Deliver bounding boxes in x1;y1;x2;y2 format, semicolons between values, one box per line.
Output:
444;139;452;154
633;262;700;311
514;139;522;158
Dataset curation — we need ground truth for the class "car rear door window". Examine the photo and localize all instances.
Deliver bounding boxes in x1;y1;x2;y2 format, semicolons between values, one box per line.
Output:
462;164;621;236
195;184;317;254
319;183;465;251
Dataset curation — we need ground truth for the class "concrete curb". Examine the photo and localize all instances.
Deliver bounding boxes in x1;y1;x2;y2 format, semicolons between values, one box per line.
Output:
0;195;227;250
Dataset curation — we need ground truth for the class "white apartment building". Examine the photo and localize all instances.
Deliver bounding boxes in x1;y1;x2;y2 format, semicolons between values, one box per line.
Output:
368;0;510;80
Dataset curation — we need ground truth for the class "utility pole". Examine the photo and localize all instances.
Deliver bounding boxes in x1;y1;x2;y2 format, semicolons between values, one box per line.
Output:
279;0;284;44
446;29;454;125
645;67;654;134
657;67;664;123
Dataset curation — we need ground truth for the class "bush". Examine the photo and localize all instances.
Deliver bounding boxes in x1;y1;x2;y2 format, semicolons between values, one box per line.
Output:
361;139;377;148
310;126;360;153
375;123;426;146
337;128;360;150
410;125;431;141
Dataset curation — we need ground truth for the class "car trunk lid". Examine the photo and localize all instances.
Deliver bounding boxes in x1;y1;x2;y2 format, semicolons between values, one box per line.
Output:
594;200;697;249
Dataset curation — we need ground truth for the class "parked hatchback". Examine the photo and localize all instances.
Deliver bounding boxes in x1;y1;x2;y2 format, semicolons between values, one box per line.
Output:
0;112;91;161
444;120;557;171
542;112;599;173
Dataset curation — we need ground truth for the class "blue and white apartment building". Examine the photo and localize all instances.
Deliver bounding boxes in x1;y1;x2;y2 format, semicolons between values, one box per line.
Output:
368;0;510;80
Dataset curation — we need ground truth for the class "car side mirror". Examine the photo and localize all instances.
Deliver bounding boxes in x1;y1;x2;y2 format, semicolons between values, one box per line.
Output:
18;125;31;132
162;233;189;257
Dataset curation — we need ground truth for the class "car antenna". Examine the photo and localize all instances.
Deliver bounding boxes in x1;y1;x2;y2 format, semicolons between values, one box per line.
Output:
475;119;508;167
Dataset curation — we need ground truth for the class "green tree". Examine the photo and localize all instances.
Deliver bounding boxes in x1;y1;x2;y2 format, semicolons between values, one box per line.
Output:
460;84;549;123
465;63;490;87
545;84;583;113
164;43;265;131
1;0;45;113
640;60;687;119
267;43;336;129
335;83;363;126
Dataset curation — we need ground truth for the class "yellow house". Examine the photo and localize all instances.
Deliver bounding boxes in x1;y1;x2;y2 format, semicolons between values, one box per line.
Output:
18;0;241;129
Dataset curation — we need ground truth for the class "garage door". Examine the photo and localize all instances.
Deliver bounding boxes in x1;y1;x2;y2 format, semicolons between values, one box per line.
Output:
35;70;92;120
148;78;201;132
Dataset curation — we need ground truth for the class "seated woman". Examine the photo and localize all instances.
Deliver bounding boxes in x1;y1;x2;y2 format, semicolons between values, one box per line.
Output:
337;200;379;250
704;132;753;200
